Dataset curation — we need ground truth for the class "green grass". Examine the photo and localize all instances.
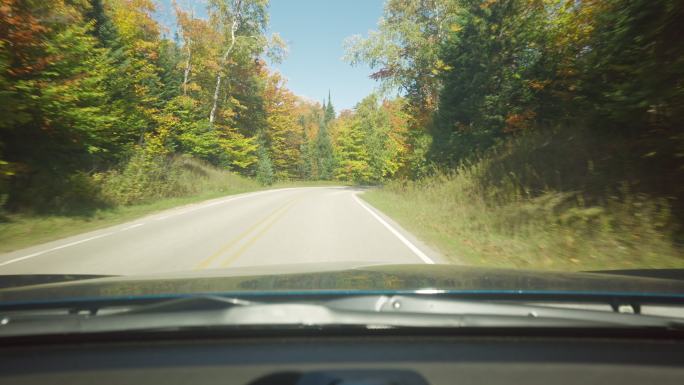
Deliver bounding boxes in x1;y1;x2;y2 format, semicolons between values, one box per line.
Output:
363;181;683;271
361;130;684;271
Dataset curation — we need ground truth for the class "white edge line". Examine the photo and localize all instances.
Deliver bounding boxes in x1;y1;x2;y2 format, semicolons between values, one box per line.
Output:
0;187;303;268
352;193;435;265
0;232;115;267
122;223;145;231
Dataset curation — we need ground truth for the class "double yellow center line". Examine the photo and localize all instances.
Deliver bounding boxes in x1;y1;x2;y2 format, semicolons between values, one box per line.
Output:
195;198;299;269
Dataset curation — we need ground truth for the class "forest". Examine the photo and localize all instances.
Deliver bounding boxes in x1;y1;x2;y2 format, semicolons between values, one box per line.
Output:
1;0;682;268
0;0;423;209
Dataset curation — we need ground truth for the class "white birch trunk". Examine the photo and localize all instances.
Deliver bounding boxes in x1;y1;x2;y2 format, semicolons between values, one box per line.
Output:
182;49;191;96
209;0;242;124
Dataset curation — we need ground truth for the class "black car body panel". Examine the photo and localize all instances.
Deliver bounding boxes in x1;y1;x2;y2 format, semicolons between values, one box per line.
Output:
1;263;683;304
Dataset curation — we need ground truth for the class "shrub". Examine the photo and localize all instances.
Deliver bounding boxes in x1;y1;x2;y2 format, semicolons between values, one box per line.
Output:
95;151;260;206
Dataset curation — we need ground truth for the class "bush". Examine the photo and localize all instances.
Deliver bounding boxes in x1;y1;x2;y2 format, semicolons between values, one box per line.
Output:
5;170;105;215
96;150;259;206
96;150;182;206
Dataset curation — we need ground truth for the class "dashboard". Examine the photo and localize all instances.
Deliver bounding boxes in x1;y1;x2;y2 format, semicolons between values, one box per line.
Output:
1;332;683;384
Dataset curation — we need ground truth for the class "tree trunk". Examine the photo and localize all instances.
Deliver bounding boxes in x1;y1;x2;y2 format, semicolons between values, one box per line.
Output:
209;74;222;123
209;0;242;125
182;49;191;96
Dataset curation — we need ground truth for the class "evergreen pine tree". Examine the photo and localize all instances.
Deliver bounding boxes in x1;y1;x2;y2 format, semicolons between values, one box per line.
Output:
324;90;335;124
315;118;335;180
255;143;275;186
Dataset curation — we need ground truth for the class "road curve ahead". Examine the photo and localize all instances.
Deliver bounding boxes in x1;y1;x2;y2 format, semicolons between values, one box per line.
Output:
0;187;441;276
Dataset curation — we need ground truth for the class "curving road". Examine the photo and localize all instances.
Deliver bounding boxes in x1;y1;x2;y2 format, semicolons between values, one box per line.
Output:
0;187;441;276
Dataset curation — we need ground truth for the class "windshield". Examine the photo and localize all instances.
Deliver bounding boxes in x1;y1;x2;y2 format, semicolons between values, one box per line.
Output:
0;0;682;305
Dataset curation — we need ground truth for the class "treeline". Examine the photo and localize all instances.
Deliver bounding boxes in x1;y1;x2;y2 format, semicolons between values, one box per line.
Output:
1;0;682;227
0;0;414;214
347;0;684;271
347;0;684;218
344;0;683;267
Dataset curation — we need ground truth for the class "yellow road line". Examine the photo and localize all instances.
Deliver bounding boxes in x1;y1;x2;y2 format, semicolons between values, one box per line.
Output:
194;198;297;270
218;199;298;268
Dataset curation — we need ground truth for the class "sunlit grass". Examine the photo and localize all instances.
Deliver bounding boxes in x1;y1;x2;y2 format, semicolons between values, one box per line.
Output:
363;181;683;271
362;131;684;271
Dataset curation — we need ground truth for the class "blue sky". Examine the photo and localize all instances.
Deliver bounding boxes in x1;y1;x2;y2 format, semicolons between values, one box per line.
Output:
155;0;385;111
267;0;383;110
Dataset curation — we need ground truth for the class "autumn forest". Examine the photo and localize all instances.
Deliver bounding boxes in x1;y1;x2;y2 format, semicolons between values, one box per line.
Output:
1;0;682;268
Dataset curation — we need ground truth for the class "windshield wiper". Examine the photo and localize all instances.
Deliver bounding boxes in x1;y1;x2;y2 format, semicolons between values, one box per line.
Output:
1;295;684;337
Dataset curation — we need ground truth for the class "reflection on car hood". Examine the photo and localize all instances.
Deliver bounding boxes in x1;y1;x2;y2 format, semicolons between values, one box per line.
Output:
1;262;684;303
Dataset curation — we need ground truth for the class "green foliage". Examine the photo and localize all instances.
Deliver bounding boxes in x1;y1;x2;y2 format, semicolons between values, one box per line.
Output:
7;171;105;215
0;0;125;209
263;74;303;179
430;0;553;165
0;0;270;212
96;151;256;206
335;117;371;183
427;0;684;169
0;0;417;217
348;0;683;179
334;95;405;183
314;120;336;180
578;0;684;129
96;148;179;206
344;0;456;112
255;144;275;186
402;128;433;179
324;92;335;124
344;0;684;268
156;38;184;102
298;137;314;180
165;96;258;170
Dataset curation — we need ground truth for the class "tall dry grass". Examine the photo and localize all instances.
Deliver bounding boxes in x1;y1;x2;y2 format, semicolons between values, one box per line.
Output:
363;129;683;270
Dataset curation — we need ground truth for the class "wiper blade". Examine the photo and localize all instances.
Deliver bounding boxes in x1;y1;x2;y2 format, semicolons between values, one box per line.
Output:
1;295;683;338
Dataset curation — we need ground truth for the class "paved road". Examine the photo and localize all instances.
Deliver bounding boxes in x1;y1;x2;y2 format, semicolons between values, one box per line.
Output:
0;187;441;275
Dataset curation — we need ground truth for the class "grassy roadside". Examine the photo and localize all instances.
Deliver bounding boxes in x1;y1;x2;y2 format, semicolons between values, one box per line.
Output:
0;155;345;253
0;187;259;254
0;181;349;253
362;185;683;271
360;128;684;271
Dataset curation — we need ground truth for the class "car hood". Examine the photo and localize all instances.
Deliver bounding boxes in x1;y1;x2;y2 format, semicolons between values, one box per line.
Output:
1;262;684;304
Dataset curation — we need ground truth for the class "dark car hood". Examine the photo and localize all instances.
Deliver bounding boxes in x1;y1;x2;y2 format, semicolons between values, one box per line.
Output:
1;262;684;304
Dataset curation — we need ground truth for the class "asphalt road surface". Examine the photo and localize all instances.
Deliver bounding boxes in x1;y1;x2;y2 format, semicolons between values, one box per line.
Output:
0;187;442;275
